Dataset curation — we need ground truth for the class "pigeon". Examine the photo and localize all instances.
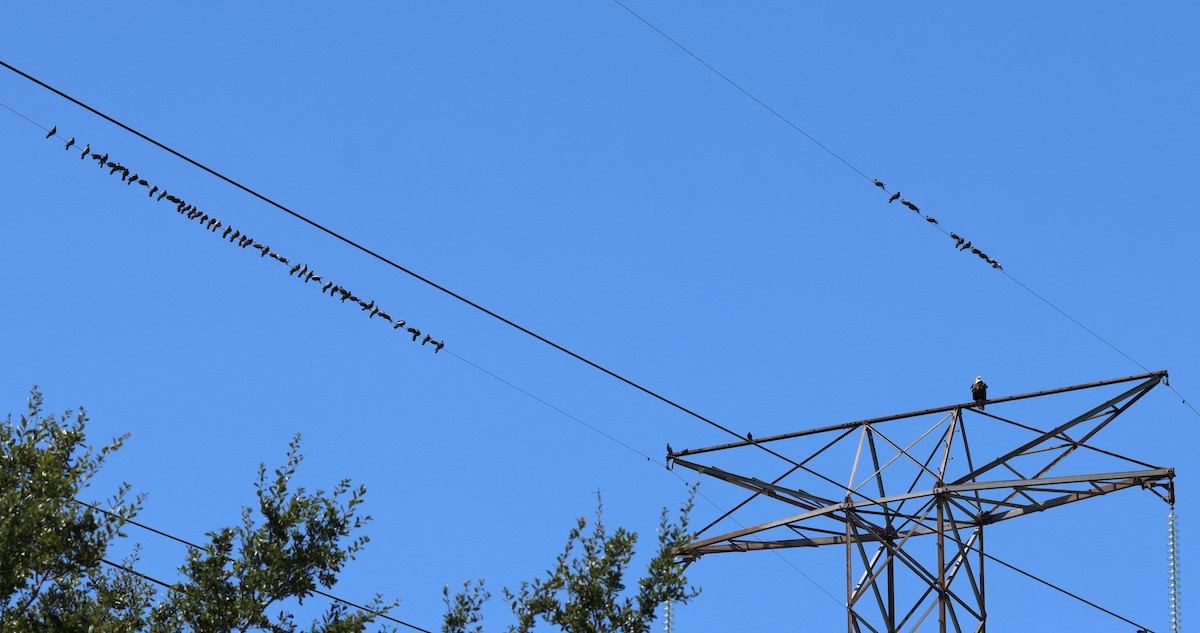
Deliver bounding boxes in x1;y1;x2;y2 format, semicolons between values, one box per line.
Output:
970;247;982;255
167;195;181;204
64;137;75;151
422;334;431;345
290;264;302;276
138;179;149;187
360;300;375;312
378;312;392;323
222;227;232;239
888;191;900;204
950;233;965;248
80;145;90;159
393;319;406;330
322;282;333;293
158;190;169;201
45;126;56;139
407;327;421;342
207;218;219;230
992;261;1003;270
746;432;754;441
99;153;108;166
666;443;674;455
902;200;920;213
305;272;321;283
959;241;972;252
368;307;379;319
109;164;122;175
925;216;938;224
148;185;159;198
127;173;139;185
274;255;288;264
434;340;444;353
229;230;240;242
873;179;886;190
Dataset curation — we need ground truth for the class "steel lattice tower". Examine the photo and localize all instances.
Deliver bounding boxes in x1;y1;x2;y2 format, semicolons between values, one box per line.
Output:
668;371;1175;632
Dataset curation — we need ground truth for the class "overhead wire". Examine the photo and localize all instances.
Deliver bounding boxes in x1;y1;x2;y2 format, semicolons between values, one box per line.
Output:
81;502;435;633
0;58;754;446
605;0;1200;422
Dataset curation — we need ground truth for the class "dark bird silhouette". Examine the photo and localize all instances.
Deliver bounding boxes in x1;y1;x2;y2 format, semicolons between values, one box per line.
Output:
368;307;379;319
64;137;75;151
378;312;392;323
109;164;122;175
992;261;1003;270
167;195;180;204
972;376;988;410
873;179;886;190
393;320;407;330
259;245;271;258
138;179;149;187
229;230;240;242
434;340;444;353
959;241;972;252
158;190;169;201
126;174;138;185
275;255;288;264
422;334;431;345
290;264;302;276
902;200;920;212
970;247;982;256
925;216;938;224
888;191;901;204
222;227;232;239
746;432;754;442
99;153;108;166
80;145;90;159
305;272;321;284
322;282;332;293
407;327;421;342
666;442;673;455
360;300;375;312
46;126;56;139
950;233;965;248
148;186;158;198
207;218;219;230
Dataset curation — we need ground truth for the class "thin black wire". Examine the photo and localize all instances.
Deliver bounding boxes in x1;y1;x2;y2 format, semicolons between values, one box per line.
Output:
78;501;435;633
608;2;1200;423
607;0;872;184
974;546;1155;632
444;349;846;608
0;59;749;446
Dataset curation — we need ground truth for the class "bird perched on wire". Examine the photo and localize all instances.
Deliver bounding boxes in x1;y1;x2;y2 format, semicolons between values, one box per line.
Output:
148;185;159;198
158;189;169;201
873;179;887;190
925;216;938;224
433;340;444;353
902;199;920;213
64;137;75;151
959;241;972;252
45;126;56;139
80;144;90;159
392;319;406;330
971;376;988;410
888;191;900;204
407;327;421;342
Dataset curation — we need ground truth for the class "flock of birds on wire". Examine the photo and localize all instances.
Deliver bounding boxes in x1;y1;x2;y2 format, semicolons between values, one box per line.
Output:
45;126;444;353
873;179;1003;270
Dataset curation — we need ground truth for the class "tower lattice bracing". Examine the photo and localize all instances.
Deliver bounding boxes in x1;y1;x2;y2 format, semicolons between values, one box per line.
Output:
669;371;1175;632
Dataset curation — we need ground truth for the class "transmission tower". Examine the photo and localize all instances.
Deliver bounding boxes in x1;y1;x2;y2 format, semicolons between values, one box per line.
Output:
668;371;1175;632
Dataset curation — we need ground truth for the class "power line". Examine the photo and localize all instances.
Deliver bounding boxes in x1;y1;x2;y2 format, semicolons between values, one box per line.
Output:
606;1;1200;422
79;501;435;633
0;58;751;445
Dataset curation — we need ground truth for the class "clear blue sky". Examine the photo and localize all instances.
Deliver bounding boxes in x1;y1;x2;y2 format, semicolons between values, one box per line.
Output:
2;3;1196;631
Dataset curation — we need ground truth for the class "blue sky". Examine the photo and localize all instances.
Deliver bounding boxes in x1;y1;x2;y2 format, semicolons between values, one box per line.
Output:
1;3;1196;631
